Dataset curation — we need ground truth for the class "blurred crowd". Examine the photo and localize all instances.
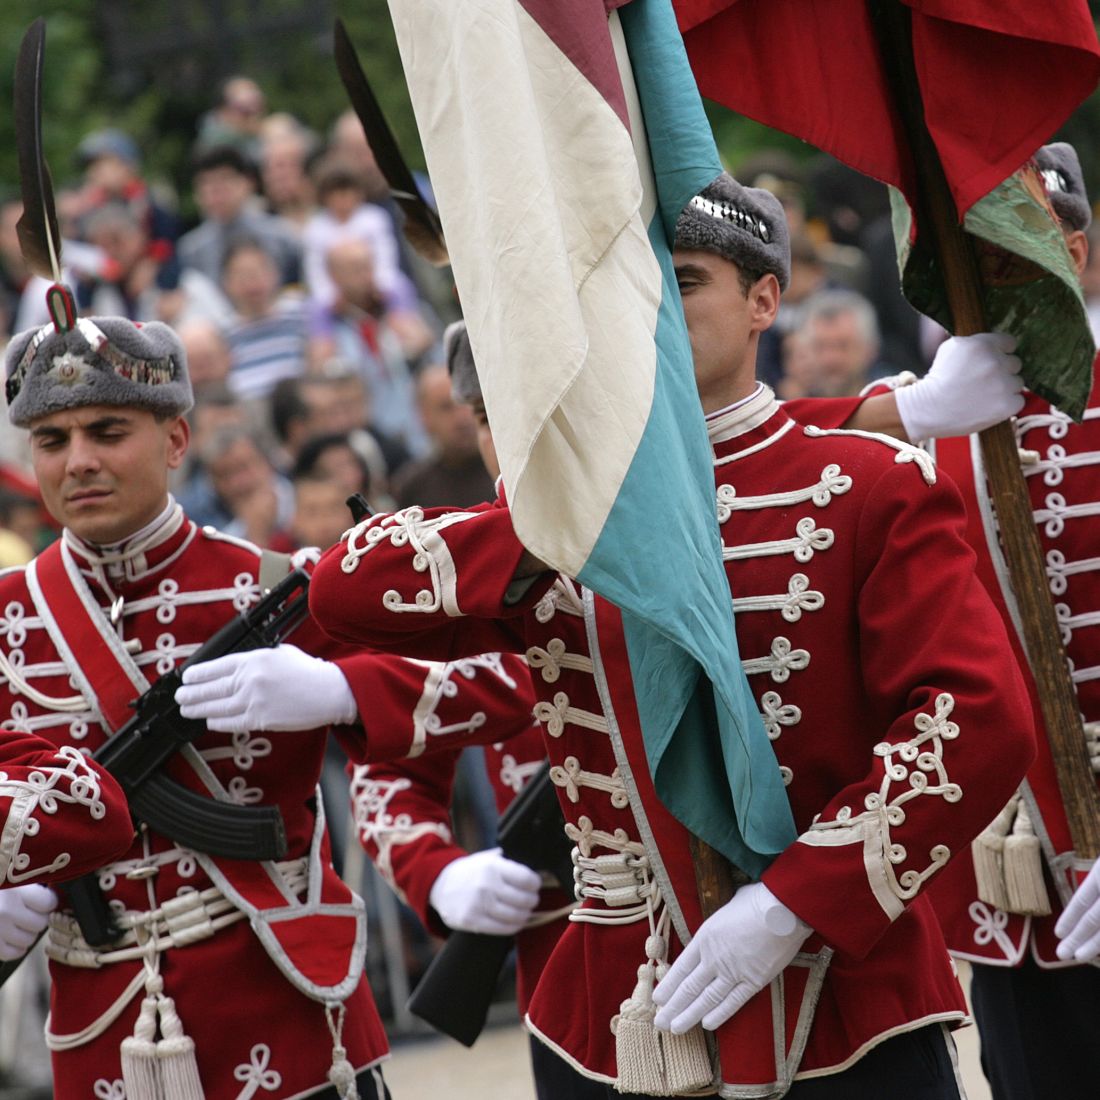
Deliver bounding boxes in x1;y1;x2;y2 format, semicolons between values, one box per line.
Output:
1;80;1099;572
0;75;495;572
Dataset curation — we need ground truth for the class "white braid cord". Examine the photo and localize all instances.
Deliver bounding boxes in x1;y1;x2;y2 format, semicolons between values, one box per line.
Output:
44;857;308;1051
0;644;87;711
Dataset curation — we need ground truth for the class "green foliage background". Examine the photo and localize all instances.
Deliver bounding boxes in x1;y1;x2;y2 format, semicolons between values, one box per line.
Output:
0;0;418;220
0;1;1098;224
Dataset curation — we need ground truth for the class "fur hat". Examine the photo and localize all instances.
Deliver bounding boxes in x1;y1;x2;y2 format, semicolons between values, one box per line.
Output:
674;171;791;291
1036;142;1091;232
444;320;480;405
5;317;193;428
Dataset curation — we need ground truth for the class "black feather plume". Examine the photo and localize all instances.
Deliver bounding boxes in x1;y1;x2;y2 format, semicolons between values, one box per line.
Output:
14;19;63;285
333;18;449;266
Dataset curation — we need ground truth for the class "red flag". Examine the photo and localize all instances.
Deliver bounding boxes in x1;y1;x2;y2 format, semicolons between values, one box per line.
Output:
674;0;1100;217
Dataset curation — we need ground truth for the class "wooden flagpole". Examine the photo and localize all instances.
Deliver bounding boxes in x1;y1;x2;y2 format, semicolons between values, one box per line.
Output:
870;0;1100;860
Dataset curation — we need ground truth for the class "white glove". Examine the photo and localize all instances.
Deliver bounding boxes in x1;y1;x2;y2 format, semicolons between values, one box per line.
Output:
429;847;542;936
652;882;811;1034
1055;860;1100;962
0;884;58;960
175;644;357;733
894;332;1024;443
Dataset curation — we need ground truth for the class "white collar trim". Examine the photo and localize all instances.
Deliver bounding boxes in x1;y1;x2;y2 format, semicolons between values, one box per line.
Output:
707;384;780;446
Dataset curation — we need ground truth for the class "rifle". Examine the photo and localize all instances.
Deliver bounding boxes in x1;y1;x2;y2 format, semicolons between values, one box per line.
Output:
406;761;574;1046
0;567;312;978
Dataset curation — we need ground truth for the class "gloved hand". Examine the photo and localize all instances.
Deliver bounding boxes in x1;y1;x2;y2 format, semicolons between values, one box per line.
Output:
894;332;1024;443
652;882;811;1034
429;847;542;936
175;644;357;734
1055;860;1100;962
0;884;58;960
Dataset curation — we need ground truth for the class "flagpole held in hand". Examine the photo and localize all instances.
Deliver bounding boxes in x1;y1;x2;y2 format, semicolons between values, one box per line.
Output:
869;0;1100;860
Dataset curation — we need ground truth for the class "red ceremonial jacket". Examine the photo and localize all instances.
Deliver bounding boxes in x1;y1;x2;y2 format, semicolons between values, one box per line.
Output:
0;728;132;885
310;387;1035;1095
797;364;1100;971
349;663;573;1013
0;502;389;1100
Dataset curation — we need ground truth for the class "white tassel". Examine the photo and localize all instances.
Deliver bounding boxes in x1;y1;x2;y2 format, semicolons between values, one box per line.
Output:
121;975;205;1100
1003;798;1052;917
613;933;712;1094
972;796;1016;913
325;1003;360;1100
121;994;162;1100
614;957;665;1094
654;956;713;1094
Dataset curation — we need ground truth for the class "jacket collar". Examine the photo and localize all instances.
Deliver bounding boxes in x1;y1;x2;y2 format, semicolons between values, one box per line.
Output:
63;496;194;588
707;385;792;463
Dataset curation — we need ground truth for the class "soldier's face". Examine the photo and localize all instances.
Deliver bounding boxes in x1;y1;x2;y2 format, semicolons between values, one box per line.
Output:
29;405;189;544
673;249;779;413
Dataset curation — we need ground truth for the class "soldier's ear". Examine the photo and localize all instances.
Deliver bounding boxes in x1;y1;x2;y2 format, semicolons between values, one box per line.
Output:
1065;229;1089;278
165;415;190;471
749;272;781;333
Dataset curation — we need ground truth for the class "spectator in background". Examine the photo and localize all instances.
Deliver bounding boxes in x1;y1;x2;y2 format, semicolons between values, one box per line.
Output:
327;109;393;204
176;318;233;393
325;108;459;327
288;470;354;552
757;231;830;389
260;121;320;232
172;384;256;528
221;237;307;401
302;158;419;315
76;203;231;329
775;329;817;402
310;237;430;456
201;426;295;549
72;128;182;277
796;287;892;397
177;146;301;288
293;432;373;503
194;76;268;162
280;372;402;508
392;359;495;509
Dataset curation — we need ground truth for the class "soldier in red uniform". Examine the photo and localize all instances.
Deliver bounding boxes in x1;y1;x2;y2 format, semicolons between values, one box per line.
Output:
348;325;574;1082
789;141;1100;1100
0;312;397;1099
305;174;1035;1098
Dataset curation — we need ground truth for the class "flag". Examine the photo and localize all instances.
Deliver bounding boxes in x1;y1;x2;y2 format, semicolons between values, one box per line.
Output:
384;0;796;875
674;0;1100;418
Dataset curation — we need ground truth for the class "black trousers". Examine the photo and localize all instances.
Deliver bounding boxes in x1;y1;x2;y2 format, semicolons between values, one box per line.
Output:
310;1064;391;1100
969;955;1100;1100
530;1023;964;1099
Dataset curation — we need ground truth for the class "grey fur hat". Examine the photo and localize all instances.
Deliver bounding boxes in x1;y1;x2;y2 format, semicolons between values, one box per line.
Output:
1036;142;1091;232
5;317;193;428
444;320;480;405
674;171;791;291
